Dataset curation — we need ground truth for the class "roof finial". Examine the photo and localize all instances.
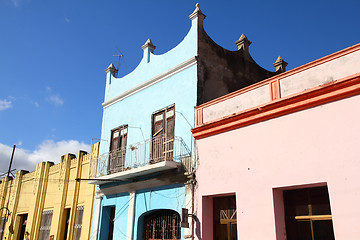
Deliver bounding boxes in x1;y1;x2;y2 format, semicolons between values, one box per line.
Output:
235;34;252;52
273;56;288;72
141;38;156;51
189;3;206;20
104;63;118;74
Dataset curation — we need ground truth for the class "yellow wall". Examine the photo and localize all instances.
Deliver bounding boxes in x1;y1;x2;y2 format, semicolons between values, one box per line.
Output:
0;143;99;240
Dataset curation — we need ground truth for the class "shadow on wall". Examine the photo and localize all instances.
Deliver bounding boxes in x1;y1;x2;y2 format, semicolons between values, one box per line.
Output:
194;214;202;240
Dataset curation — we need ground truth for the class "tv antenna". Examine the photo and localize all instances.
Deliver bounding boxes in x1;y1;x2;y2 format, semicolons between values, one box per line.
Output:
113;46;128;76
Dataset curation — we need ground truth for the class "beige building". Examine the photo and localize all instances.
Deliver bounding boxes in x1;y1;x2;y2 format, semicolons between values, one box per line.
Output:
0;143;99;240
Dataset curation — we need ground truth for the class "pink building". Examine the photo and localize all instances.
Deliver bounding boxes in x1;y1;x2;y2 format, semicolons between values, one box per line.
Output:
191;43;360;240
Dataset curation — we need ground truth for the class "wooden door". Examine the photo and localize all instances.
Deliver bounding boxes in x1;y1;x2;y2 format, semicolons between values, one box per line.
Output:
151;110;165;163
164;106;175;160
108;125;128;174
151;106;175;163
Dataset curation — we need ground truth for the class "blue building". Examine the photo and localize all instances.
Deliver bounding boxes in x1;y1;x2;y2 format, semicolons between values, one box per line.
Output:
89;4;284;240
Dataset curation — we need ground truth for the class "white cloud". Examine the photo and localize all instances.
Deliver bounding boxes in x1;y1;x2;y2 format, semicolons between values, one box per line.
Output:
34;101;40;108
0;99;13;111
0;140;91;173
45;87;64;106
64;17;70;23
48;94;64;106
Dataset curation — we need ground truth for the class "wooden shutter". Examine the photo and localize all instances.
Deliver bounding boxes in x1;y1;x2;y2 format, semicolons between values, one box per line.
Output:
165;106;175;160
151;110;165;163
151;105;175;163
108;125;128;174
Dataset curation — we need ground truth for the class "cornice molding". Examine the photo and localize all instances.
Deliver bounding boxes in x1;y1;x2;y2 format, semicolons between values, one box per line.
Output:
103;57;197;109
192;73;360;139
196;43;360;110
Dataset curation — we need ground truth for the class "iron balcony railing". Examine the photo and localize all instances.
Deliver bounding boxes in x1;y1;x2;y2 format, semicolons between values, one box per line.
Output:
90;136;191;178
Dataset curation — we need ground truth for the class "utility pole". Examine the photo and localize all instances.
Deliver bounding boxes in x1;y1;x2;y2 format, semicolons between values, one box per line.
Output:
7;145;16;178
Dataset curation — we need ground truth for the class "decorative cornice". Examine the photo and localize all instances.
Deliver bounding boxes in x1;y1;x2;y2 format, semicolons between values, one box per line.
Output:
102;56;197;109
196;43;360;110
192;73;360;139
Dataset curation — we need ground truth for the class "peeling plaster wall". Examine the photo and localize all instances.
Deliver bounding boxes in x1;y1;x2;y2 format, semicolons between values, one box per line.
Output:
280;50;360;97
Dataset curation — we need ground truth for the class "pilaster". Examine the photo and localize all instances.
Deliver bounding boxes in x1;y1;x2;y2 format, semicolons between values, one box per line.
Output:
126;191;136;240
30;161;52;240
142;39;156;63
52;154;73;240
91;194;103;240
66;151;86;240
7;170;27;240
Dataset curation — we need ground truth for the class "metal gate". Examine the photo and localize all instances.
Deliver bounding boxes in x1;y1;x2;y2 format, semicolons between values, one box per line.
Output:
144;210;180;240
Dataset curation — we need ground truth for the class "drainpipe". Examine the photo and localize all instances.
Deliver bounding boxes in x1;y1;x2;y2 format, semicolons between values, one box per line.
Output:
191;177;195;240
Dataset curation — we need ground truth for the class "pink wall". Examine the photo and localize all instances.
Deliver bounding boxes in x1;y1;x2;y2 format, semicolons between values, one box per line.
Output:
194;94;360;240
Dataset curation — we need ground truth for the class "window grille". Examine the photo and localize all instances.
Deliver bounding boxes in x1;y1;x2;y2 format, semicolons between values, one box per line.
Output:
38;210;53;240
0;217;6;240
73;206;84;240
144;210;180;240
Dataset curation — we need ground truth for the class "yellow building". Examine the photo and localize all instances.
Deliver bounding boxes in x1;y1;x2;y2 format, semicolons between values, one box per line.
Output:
0;143;99;240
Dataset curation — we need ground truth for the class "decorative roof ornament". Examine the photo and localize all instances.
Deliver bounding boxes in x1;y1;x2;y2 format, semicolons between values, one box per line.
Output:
141;38;156;51
273;56;288;72
189;3;206;20
235;34;252;52
104;63;118;73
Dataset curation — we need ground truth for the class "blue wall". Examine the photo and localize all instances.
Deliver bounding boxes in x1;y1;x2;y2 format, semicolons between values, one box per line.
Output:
95;13;200;240
134;184;185;239
98;193;130;240
99;16;199;173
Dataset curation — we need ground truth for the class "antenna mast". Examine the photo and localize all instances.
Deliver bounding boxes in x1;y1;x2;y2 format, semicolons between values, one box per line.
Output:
113;46;128;76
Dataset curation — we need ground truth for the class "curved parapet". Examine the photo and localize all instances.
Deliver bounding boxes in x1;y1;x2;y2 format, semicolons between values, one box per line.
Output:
103;3;285;107
103;7;202;106
197;24;284;105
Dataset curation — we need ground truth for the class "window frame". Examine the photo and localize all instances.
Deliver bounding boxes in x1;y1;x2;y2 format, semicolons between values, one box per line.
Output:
283;186;335;240
150;104;175;163
108;124;128;174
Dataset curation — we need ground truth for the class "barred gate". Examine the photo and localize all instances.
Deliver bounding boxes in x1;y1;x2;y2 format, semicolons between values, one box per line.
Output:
144;210;180;240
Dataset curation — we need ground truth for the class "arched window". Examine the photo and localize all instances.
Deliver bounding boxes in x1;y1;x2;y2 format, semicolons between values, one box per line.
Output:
143;209;180;240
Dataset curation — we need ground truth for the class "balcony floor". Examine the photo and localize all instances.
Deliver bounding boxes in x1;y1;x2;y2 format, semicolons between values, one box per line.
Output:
88;160;181;185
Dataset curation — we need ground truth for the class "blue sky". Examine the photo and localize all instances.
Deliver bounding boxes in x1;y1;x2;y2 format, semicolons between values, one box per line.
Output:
0;0;359;172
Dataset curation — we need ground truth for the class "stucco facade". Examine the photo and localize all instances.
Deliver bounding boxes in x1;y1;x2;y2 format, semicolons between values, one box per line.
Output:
90;4;283;240
192;43;360;239
0;143;99;240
